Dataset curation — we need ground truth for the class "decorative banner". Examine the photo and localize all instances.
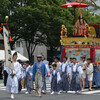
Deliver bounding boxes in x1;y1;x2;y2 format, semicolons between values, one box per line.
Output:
63;45;93;48
3;26;14;70
95;49;100;63
63;45;100;49
65;48;90;62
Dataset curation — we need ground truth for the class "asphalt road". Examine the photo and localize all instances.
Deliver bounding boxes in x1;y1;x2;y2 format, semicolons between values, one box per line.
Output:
0;79;100;100
0;89;100;100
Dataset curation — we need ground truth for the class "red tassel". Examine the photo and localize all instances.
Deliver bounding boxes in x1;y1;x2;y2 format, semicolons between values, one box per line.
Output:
9;34;13;41
0;27;2;32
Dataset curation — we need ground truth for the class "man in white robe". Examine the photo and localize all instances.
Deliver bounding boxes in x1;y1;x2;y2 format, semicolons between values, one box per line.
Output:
52;57;61;71
60;56;71;92
80;56;87;90
84;58;93;91
50;64;61;94
6;52;21;99
71;58;83;93
42;55;49;92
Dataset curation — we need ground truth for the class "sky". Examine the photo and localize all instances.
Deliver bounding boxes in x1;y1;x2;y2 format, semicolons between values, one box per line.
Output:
66;0;100;15
95;0;100;7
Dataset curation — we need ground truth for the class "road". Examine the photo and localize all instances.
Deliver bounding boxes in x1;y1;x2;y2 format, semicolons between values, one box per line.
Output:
0;79;100;100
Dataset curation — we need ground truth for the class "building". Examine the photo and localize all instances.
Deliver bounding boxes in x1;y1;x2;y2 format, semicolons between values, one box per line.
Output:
0;35;47;62
15;40;47;62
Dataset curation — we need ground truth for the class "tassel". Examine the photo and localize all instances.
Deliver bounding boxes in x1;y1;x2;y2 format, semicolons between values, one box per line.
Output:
9;35;13;41
0;27;2;32
9;32;13;41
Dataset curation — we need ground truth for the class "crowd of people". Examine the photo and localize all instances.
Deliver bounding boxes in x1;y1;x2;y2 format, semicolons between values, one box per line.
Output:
0;52;100;99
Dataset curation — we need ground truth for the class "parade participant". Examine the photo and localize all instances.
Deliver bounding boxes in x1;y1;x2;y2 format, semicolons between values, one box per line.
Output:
68;57;73;86
42;55;49;72
71;58;83;93
0;62;3;80
0;62;3;79
85;58;93;91
50;64;61;95
30;63;34;88
25;61;32;94
93;63;100;88
42;55;49;92
17;60;22;93
69;57;73;63
3;62;8;86
6;52;21;99
52;57;61;70
60;56;70;93
21;63;26;89
31;55;48;97
80;56;87;90
58;57;62;67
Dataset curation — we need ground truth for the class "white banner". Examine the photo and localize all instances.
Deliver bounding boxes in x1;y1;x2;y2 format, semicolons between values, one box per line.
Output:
3;26;14;70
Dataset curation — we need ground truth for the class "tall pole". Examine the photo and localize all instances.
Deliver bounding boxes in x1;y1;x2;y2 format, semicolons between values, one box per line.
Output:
74;7;76;24
61;45;63;62
92;42;95;63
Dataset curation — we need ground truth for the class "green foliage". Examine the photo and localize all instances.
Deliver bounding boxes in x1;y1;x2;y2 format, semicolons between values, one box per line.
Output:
0;0;100;59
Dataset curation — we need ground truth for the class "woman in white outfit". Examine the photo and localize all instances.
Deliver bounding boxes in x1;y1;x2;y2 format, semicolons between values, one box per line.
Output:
80;56;87;90
6;52;20;99
84;58;93;91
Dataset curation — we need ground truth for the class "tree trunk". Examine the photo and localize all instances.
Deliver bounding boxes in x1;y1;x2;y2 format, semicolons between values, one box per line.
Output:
25;41;37;63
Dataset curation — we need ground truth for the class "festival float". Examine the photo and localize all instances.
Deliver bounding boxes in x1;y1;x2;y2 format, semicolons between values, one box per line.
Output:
60;1;100;63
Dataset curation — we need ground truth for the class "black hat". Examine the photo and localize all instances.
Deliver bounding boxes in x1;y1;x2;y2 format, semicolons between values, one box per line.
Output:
13;52;17;57
70;57;73;59
54;56;59;60
17;59;22;64
25;61;30;64
87;58;92;60
73;57;77;60
52;64;57;67
58;57;60;61
64;56;67;60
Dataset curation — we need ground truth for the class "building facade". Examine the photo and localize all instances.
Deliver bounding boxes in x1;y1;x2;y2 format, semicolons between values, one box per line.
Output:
15;40;47;62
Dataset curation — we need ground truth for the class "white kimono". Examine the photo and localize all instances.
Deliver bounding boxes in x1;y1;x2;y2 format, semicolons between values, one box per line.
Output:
52;62;62;71
73;63;83;79
42;60;49;73
80;61;87;79
50;70;61;83
21;65;26;79
6;62;20;93
67;62;73;80
86;63;93;81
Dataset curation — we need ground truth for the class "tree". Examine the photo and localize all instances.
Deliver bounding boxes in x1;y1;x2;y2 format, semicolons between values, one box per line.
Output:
8;0;74;61
1;0;100;61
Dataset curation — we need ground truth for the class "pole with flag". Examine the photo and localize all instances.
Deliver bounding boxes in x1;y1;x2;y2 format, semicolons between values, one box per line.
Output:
3;26;14;70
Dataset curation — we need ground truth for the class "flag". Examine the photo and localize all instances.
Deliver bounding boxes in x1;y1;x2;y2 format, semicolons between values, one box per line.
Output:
3;26;14;70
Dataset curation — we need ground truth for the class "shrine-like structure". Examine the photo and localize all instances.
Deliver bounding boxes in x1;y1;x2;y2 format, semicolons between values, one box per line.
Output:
60;13;100;63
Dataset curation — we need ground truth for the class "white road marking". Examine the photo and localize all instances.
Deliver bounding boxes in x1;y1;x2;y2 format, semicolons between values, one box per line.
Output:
81;90;100;94
0;82;100;95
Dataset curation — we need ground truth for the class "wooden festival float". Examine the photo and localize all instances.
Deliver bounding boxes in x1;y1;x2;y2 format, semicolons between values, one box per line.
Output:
60;1;100;63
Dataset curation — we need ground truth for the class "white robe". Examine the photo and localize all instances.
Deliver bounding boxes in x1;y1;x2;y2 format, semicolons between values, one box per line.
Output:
50;70;61;83
86;63;93;81
52;62;62;70
42;60;49;73
81;61;87;78
6;61;20;93
73;63;83;79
